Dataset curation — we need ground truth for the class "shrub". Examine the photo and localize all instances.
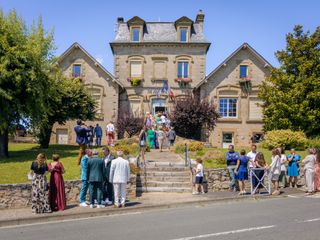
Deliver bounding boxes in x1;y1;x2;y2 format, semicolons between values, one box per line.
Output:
174;141;204;153
116;107;144;139
188;141;204;151
202;149;226;165
261;129;307;150
170;94;220;140
112;142;139;156
307;137;320;149
174;143;186;154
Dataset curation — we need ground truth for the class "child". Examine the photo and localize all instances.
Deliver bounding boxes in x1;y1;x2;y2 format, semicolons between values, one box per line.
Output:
193;158;204;195
234;150;250;195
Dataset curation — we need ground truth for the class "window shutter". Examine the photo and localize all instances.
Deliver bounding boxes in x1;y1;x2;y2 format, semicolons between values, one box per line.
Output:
131;62;142;77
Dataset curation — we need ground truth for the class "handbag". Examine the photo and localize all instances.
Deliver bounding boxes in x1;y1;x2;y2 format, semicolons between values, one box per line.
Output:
273;168;280;175
27;171;34;180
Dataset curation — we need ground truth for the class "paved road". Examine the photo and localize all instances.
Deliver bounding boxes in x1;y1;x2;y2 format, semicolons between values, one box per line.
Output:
1;194;320;240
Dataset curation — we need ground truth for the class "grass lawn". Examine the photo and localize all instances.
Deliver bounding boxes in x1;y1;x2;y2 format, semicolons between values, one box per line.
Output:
0;142;140;184
189;147;307;169
0;143;104;184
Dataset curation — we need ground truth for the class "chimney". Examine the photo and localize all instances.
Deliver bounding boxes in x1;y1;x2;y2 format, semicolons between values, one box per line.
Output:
117;17;124;28
195;10;204;30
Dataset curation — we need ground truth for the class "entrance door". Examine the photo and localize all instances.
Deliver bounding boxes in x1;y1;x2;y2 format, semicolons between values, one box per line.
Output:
152;98;167;115
56;129;68;144
222;133;233;148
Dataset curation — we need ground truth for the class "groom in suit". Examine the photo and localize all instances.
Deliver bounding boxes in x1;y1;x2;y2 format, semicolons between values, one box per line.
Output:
109;150;130;208
102;146;115;205
87;149;105;208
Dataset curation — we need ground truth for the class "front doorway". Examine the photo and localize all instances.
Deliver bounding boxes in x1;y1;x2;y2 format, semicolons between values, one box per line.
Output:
151;98;167;115
222;132;234;148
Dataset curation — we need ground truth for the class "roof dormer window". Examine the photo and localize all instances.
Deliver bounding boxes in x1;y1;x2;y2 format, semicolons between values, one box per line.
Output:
180;28;188;42
132;28;140;42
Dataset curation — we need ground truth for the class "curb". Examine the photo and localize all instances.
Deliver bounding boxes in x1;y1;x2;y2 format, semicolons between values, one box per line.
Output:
0;193;295;228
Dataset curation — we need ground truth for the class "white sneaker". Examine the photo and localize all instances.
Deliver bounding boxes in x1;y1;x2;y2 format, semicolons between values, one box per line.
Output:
89;204;94;208
79;202;88;207
97;205;106;208
94;200;98;204
106;200;113;205
192;191;199;195
101;200;106;205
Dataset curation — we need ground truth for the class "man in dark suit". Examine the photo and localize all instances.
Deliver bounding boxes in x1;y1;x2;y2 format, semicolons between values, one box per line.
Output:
87;149;105;208
102;147;115;205
74;120;91;165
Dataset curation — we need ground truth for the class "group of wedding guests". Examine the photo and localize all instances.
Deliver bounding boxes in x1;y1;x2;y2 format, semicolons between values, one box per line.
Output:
226;144;320;195
29;153;66;214
29;147;130;214
79;148;130;208
138;112;176;165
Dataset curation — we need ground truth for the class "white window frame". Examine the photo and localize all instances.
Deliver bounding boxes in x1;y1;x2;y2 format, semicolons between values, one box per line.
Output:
219;97;238;118
177;61;189;78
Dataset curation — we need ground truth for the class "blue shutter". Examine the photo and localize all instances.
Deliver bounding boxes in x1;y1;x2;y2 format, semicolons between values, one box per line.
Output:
178;62;183;78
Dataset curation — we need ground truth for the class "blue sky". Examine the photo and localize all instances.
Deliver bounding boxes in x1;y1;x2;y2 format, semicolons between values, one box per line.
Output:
2;0;320;74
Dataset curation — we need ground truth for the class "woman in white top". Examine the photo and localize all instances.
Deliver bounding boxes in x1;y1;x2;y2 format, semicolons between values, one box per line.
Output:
278;147;287;188
303;148;316;195
269;148;281;195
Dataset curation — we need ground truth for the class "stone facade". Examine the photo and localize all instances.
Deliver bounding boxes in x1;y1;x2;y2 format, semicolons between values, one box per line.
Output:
50;11;273;148
0;176;136;209
111;11;210;116
50;43;122;145
198;44;272;148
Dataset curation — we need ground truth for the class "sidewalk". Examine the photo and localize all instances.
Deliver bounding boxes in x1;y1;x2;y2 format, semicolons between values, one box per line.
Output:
0;188;305;228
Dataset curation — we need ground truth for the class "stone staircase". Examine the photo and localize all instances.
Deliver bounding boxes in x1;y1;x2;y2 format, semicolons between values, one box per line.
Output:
137;150;192;193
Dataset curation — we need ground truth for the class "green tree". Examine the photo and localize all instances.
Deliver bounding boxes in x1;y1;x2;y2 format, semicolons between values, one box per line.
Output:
259;25;320;137
0;10;53;158
37;72;96;148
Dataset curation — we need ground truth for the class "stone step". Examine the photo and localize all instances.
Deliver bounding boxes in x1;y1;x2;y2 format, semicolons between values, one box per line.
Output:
136;186;192;193
145;162;186;167
137;181;191;188
143;171;191;177
137;176;191;182
145;167;190;172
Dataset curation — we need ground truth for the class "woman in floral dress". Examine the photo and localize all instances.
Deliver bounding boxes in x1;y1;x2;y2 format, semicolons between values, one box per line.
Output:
30;153;51;214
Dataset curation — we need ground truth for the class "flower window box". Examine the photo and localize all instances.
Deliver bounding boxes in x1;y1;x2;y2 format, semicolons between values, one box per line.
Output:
127;77;143;87
174;77;192;83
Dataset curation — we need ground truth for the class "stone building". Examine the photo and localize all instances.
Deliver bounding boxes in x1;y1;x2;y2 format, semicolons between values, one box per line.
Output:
110;11;210;115
50;11;272;148
50;43;123;145
196;43;272;148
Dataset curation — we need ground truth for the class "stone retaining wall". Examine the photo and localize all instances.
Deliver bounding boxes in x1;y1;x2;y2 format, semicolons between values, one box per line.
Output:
204;168;306;192
0;175;136;209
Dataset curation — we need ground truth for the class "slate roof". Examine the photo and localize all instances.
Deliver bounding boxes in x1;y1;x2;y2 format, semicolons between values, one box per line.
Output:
113;22;208;43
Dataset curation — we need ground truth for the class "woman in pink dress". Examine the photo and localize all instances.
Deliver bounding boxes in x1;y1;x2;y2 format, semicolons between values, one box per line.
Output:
315;151;320;192
48;154;66;211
